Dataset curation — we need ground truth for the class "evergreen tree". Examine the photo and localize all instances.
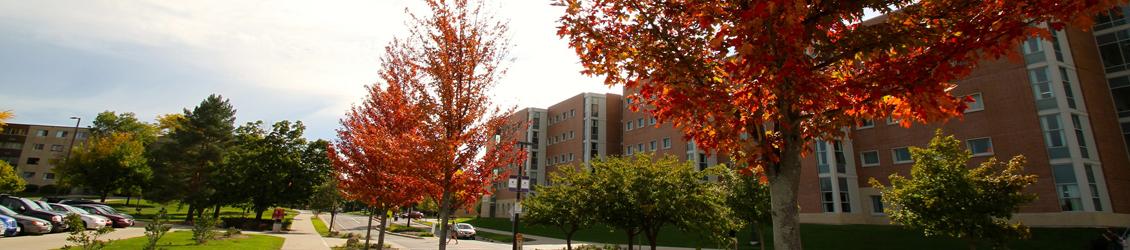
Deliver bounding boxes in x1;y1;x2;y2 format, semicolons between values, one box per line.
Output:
150;94;236;222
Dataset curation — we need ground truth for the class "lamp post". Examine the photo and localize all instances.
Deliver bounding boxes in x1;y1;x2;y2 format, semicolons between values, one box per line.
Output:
65;117;80;160
511;141;535;250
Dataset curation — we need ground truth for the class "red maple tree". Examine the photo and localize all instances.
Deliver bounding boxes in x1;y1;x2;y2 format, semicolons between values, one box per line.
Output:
328;43;429;250
556;0;1121;249
396;1;524;248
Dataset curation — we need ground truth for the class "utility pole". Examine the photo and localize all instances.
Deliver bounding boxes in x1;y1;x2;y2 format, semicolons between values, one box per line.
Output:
512;141;535;250
65;117;80;160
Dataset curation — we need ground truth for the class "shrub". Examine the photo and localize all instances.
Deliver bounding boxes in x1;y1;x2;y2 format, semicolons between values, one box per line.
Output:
143;208;171;250
220;217;293;231
191;214;219;244
224;227;241;237
23;184;39;193
63;213;114;250
572;245;622;250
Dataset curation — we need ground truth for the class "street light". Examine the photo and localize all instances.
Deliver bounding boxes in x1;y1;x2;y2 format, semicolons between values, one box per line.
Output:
64;117;80;160
511;140;535;250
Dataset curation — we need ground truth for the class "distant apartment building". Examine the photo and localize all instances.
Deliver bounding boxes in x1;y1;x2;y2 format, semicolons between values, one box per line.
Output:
0;123;89;187
480;93;622;218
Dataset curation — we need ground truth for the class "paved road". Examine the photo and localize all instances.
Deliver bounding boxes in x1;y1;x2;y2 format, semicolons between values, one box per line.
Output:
0;227;147;249
322;213;515;250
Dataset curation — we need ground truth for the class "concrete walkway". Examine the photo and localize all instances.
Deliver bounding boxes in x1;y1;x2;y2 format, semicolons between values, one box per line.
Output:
246;210;331;250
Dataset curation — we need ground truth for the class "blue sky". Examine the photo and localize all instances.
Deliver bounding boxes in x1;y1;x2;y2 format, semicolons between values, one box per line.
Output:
0;0;615;140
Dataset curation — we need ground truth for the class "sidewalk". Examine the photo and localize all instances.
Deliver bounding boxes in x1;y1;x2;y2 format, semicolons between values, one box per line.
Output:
248;210;331;250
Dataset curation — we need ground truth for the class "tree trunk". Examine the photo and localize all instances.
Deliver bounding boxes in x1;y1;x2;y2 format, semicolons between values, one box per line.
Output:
437;185;454;250
566;230;575;250
329;202;337;234
626;229;635;250
767;131;804;250
100;191;108;203
755;221;765;250
377;211;389;250
125;195;131;205
213;205;221;219
186;205;195;223
256;209;266;221
365;208;374;249
405;207;412;227
646;229;659;250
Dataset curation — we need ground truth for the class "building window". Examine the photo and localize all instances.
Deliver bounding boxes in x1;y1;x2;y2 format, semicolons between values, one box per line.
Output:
36;130;48;136
637;118;645;128
56;131;68;138
1051;164;1082;211
1041;114;1070;159
76;132;88;140
50;145;64;152
860;151;880;167
649;117;656;125
892;147;912;164
44;173;55;180
569;153;574;162
838;177;851;213
1021;37;1045;64
591;104;599;117
649;141;656;151
965;93;984;112
570;109;575;117
1029;67;1057;110
626;121;633;131
662;138;671;149
1095;6;1130;30
532;114;541;130
857;119;874;129
22;172;34;178
1071;115;1090;159
0;142;22;150
1084;164;1103;211
1060;67;1077;109
626;146;632;155
26;158;40;165
1096;29;1130;72
569;131;574;139
33;144;44;150
820;177;834;213
886;117;900;125
816;141;829;174
590;142;599;159
833;141;846;174
637;143;643;152
966;138;994;156
591;120;599;140
530;152;538;170
698;153;707;171
870;195;884;214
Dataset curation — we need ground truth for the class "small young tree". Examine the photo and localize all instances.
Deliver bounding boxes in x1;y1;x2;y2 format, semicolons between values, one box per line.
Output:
0;160;25;194
63;213;115;250
719;167;772;250
56;132;151;202
870;130;1038;249
524;165;595;250
143;208;172;250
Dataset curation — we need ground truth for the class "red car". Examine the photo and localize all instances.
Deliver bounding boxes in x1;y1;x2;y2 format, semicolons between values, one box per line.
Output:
73;205;133;228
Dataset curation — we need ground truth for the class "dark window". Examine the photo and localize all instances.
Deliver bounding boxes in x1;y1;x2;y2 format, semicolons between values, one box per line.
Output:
1113;87;1130;117
870;196;884;214
820;177;834;213
26;158;39;165
838;177;851;213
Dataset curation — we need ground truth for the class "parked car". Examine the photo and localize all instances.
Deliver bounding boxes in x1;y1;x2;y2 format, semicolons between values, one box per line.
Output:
59;199;104;206
74;204;133;228
48;203;111;230
0;195;68;232
0;206;50;235
453;223;476;239
0;214;18;237
401;211;424;219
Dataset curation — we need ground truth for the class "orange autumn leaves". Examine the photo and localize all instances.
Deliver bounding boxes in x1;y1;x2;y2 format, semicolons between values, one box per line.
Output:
328;0;523;216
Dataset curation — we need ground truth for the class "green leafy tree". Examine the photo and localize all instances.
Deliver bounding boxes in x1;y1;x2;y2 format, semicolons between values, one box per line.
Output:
57;132;151;202
226;120;331;220
91;111;159;145
0;161;25;194
719;167;772;250
870;130;1038;249
588;153;738;250
150;94;236;222
524;166;596;250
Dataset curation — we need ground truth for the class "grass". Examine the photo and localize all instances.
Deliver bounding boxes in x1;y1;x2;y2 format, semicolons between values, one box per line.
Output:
465;217;1109;250
105;200;297;224
312;215;330;236
474;230;536;243
87;230;284;250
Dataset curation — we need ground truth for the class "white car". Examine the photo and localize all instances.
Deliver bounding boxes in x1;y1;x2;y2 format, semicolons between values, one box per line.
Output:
454;223;476;239
48;203;111;230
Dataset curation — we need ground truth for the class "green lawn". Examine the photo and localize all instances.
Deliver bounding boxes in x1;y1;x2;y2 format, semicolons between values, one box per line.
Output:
105;200;296;224
85;230;284;250
465;218;1107;250
311;216;330;236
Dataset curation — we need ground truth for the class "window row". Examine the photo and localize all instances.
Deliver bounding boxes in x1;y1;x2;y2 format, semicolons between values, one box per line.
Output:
857;93;983;130
858;138;993;167
548;109;577;125
21;171;55;180
549;153;576;166
624;137;672;155
548;131;576;145
624;116;658;131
